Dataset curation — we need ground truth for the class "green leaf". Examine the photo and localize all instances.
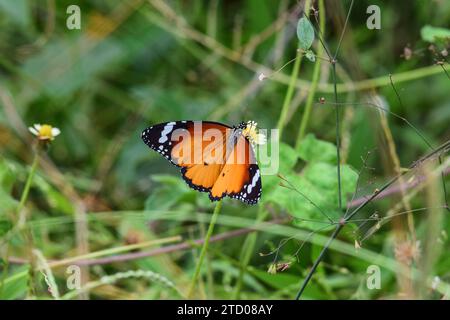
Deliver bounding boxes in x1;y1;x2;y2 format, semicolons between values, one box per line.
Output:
264;135;358;230
421;25;450;43
260;143;299;203
297;17;315;50
279;142;299;172
298;134;337;164
144;174;195;214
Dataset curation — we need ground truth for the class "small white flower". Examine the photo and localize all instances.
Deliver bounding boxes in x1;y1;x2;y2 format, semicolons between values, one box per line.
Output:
254;133;266;145
258;73;266;81
431;276;441;290
28;124;61;141
242;121;266;146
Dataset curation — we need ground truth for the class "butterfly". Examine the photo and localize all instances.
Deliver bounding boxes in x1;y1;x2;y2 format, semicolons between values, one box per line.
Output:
141;120;266;205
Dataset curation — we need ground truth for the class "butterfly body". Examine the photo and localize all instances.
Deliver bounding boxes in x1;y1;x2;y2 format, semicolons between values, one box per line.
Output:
141;121;263;205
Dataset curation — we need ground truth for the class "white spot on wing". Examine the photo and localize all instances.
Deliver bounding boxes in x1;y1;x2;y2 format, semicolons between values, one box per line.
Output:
246;169;260;194
158;124;174;143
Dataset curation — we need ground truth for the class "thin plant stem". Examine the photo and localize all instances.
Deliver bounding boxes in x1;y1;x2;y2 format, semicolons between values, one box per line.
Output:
187;199;223;298
332;62;342;210
295;224;343;299
440;63;450;80
333;0;354;60
17;151;39;215
296;0;325;146
21;152;40;298
196;211;214;298
276;50;303;137
295;0;353;299
1;150;39;297
295;142;450;299
389;75;448;211
232;207;268;299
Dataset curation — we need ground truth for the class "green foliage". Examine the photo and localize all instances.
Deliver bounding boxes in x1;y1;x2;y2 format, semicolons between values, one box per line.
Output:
421;25;450;43
0;0;449;300
0;266;29;300
264;139;358;230
298;134;337;164
0;220;12;237
0;159;18;213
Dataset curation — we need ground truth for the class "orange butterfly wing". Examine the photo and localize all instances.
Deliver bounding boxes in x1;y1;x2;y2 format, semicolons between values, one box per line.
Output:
172;121;230;192
210;135;261;205
142;121;262;204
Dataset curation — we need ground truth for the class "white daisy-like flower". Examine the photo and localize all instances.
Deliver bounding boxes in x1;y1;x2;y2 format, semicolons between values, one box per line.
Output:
258;73;267;81
242;121;266;145
28;124;60;141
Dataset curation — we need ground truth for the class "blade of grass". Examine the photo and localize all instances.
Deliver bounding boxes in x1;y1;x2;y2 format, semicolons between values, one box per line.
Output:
232;207;269;299
276;0;311;138
187;199;222;299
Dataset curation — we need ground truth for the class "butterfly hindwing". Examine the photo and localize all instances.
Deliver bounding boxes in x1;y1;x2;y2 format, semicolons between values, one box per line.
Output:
209;135;262;205
181;164;223;193
224;164;261;205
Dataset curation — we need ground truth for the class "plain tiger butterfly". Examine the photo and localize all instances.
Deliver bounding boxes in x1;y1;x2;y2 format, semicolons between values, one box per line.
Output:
141;120;266;205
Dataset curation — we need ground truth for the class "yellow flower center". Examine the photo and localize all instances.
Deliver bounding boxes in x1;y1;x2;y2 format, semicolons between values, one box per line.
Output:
242;121;265;145
242;126;254;139
39;125;54;140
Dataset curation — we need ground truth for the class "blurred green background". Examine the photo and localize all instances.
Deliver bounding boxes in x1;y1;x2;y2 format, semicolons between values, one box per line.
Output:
0;0;449;300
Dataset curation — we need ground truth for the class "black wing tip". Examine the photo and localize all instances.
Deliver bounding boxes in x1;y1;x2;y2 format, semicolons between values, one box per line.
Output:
141;126;154;145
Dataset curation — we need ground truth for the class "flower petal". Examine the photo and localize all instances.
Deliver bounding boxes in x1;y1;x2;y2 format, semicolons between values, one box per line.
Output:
29;127;39;136
51;128;61;137
256;133;266;145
